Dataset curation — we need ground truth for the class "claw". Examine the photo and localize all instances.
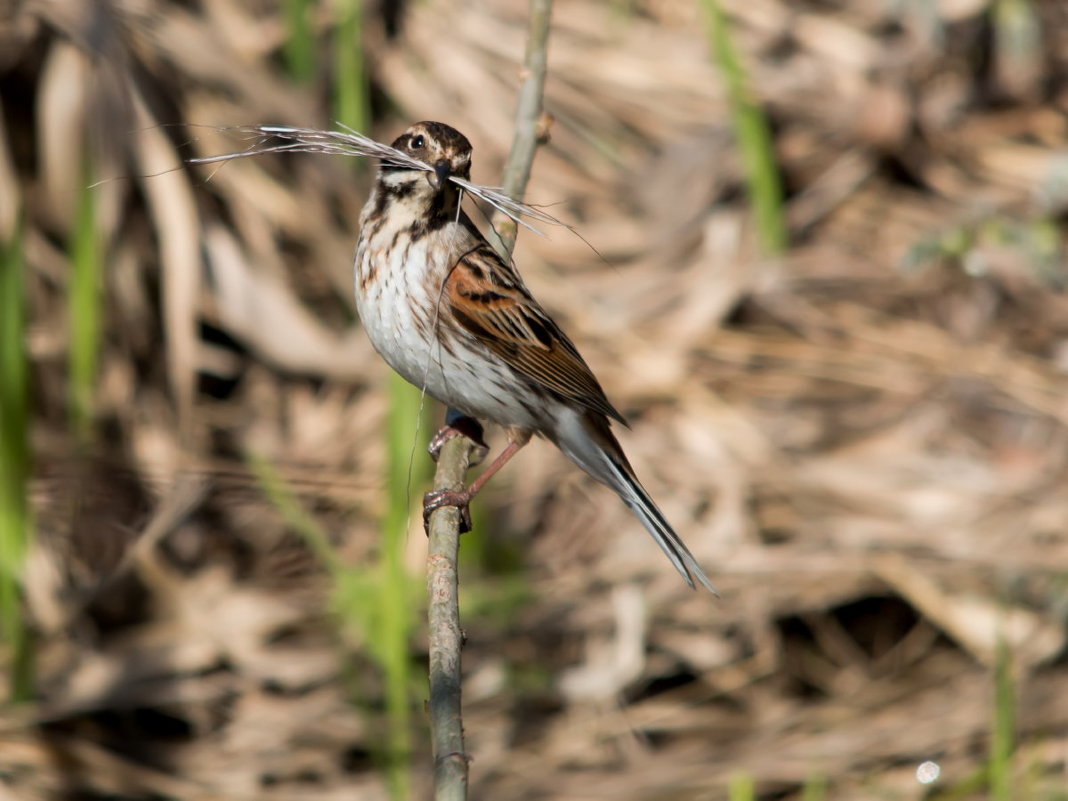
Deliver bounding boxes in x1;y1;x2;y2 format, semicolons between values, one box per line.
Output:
428;415;489;465
423;424;531;536
423;488;473;534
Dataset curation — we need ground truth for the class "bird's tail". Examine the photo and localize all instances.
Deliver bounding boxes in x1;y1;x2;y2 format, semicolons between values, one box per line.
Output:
554;412;717;594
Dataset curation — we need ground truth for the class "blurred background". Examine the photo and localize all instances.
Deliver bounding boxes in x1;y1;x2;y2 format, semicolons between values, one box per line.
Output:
2;0;1068;798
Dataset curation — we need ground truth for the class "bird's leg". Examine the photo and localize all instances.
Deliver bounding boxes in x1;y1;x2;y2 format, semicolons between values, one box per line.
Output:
428;410;489;466
423;429;532;534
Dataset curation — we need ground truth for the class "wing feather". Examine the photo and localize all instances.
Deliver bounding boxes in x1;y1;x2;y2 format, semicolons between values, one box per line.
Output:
445;242;626;425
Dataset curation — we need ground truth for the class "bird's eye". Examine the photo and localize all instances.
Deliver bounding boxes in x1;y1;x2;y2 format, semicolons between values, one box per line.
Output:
410;134;425;149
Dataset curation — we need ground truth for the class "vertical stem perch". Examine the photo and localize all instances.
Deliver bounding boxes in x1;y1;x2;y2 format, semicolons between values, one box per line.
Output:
496;0;554;252
426;435;476;800
425;0;554;798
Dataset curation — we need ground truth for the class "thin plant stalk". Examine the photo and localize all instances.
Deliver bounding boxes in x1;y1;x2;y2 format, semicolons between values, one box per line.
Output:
425;1;554;798
494;0;554;252
283;0;315;83
990;635;1015;801
0;223;33;701
379;372;436;800
425;434;475;801
701;0;787;255
333;0;370;140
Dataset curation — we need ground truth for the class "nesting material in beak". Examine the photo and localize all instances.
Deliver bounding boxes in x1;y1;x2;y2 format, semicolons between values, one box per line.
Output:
431;160;451;191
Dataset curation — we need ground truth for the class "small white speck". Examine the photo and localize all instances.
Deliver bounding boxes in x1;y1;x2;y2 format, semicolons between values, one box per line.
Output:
916;761;940;784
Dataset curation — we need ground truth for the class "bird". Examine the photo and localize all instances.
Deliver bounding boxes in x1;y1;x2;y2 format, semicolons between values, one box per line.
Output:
353;120;715;592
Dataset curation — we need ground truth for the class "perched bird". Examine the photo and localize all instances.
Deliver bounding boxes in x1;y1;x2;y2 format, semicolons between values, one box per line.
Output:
354;121;715;592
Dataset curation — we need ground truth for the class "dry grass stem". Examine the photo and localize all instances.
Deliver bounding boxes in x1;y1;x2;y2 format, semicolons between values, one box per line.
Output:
191;124;568;235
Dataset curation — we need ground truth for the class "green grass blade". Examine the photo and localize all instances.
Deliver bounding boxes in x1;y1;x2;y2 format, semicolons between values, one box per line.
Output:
990;634;1015;801
69;164;103;441
701;0;787;255
283;0;316;83
248;452;377;653
728;771;755;801
378;373;436;800
246;451;343;574
331;17;411;779
246;448;378;653
333;0;370;136
0;222;34;700
801;773;827;801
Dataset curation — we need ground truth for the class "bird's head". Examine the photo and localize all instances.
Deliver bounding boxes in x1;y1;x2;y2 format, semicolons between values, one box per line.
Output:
384;121;473;194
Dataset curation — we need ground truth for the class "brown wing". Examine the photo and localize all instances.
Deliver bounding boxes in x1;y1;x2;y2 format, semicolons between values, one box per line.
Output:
444;239;626;426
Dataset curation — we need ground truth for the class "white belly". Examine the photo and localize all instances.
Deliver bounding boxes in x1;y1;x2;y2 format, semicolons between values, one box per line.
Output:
354;235;540;430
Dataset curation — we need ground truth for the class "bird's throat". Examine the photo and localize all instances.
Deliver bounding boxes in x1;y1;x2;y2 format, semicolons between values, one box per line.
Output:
375;174;460;237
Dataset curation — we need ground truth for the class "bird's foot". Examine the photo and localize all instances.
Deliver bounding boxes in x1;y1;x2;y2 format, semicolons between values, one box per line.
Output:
428;415;489;465
423;488;474;534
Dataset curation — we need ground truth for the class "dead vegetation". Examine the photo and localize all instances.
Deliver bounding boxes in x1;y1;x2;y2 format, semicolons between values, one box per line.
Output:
3;0;1068;798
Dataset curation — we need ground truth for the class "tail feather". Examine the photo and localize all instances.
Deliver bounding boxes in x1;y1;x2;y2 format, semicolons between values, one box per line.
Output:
603;456;719;594
554;411;717;593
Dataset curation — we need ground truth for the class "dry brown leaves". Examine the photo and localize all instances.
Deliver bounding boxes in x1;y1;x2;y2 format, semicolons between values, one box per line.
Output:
4;0;1068;798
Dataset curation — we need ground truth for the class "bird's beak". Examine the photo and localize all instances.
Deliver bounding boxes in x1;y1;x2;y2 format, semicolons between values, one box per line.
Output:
431;160;451;192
